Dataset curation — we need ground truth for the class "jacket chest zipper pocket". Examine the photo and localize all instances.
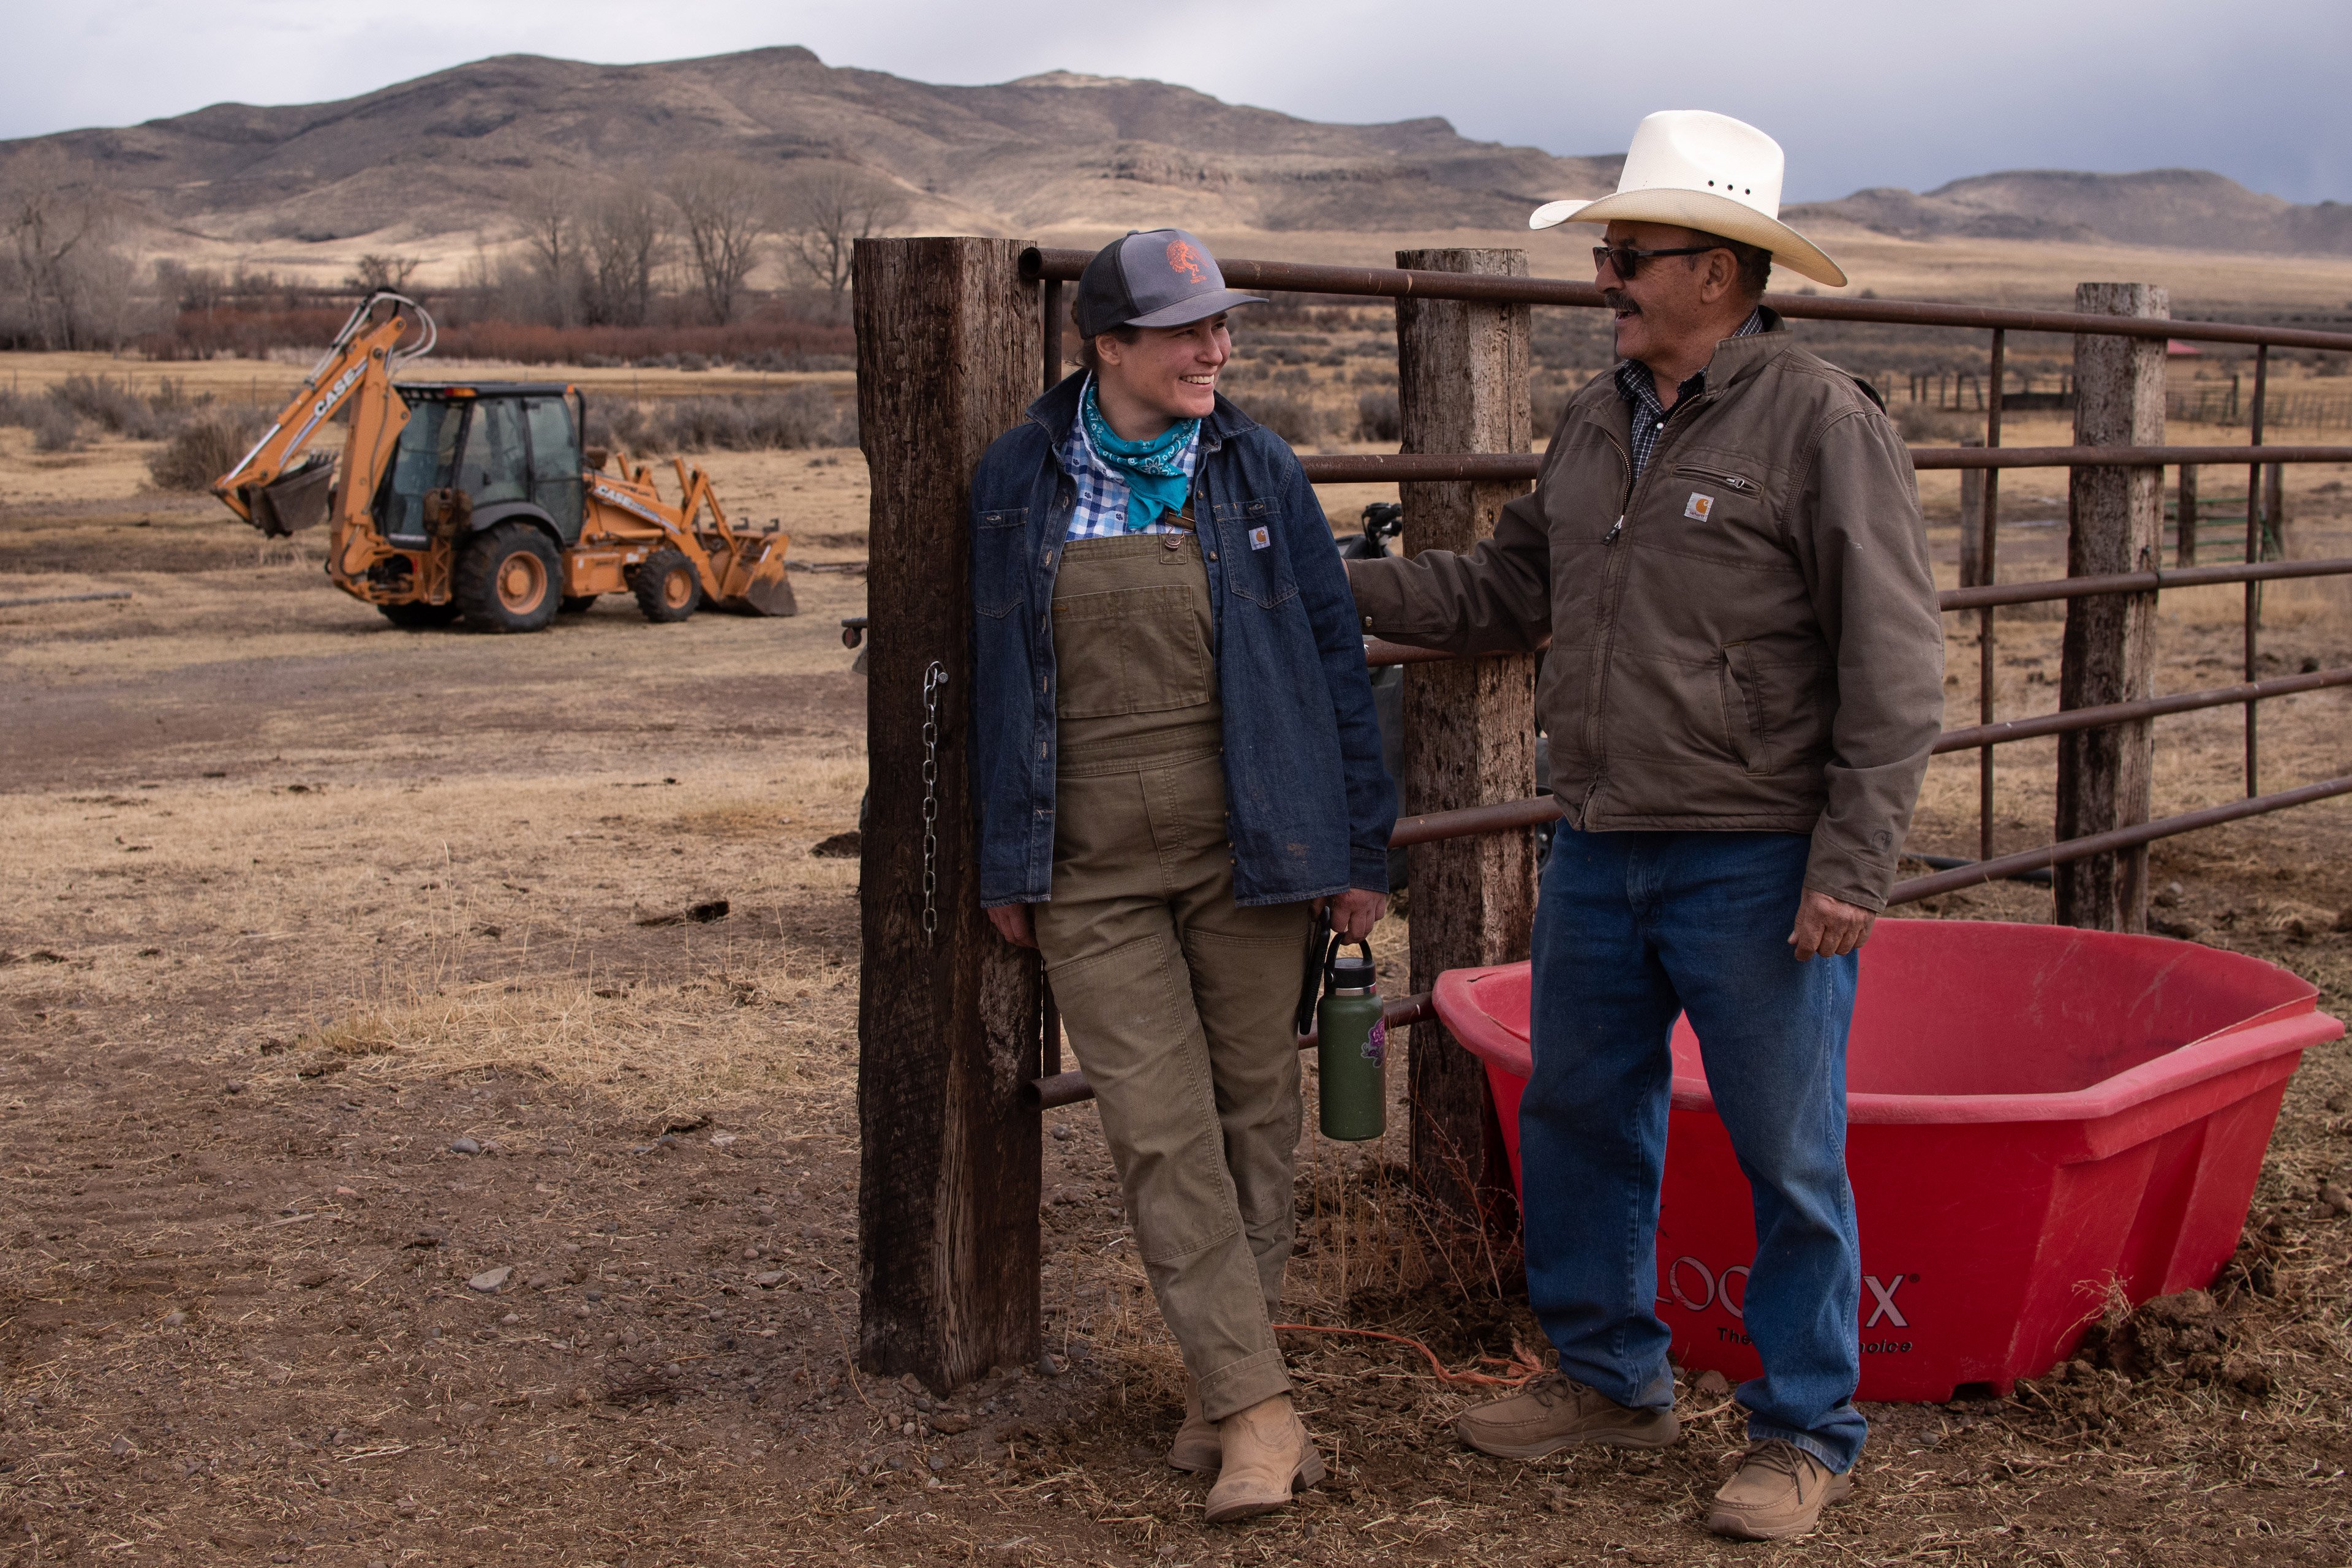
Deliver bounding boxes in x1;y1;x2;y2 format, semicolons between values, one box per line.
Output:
1673;464;1760;496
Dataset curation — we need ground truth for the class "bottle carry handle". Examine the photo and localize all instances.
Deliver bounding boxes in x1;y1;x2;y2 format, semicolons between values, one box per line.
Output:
1295;907;1375;1038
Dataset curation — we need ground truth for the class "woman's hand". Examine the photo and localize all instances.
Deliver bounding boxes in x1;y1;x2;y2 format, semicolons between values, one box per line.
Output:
1316;888;1387;945
987;904;1038;949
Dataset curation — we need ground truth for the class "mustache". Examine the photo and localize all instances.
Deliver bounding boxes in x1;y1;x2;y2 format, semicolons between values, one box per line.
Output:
1603;289;1640;314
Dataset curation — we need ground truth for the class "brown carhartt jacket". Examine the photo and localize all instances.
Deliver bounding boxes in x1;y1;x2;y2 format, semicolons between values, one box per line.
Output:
1346;317;1944;910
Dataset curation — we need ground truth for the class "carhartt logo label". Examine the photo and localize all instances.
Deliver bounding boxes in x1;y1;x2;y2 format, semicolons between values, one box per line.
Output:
1686;492;1714;521
1166;239;1207;285
1249;525;1270;550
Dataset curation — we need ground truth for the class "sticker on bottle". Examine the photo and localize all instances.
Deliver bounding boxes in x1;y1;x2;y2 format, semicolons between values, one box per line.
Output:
1363;1018;1386;1066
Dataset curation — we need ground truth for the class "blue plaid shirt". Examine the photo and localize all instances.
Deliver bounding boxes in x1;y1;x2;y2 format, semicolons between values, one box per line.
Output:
1056;376;1199;541
1615;307;1765;483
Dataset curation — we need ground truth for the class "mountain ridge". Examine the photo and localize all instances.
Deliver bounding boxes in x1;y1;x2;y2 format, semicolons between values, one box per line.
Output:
1;46;1623;249
1787;167;2352;255
3;47;2345;260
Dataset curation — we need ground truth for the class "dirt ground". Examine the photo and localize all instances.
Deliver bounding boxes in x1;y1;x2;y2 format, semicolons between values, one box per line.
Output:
5;355;2352;1568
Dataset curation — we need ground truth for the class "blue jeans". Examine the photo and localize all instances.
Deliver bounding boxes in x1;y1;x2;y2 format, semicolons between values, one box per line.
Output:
1520;826;1868;1473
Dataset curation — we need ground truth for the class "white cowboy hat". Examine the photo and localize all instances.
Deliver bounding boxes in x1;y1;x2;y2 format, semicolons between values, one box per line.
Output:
1528;110;1847;288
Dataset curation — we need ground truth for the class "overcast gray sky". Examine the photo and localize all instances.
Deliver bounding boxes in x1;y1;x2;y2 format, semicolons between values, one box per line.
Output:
11;0;2346;204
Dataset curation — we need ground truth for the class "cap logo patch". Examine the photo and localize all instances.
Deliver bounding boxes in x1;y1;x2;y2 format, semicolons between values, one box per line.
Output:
1165;239;1207;285
1685;492;1714;521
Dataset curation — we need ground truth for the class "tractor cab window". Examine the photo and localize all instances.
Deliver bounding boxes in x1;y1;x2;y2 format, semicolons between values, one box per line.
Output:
524;397;584;541
377;399;466;544
456;398;530;508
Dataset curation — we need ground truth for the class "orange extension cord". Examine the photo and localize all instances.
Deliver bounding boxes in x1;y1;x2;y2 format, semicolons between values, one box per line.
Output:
1270;1323;1547;1389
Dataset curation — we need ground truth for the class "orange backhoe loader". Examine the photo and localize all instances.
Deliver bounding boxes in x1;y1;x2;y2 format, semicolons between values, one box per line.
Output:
212;292;796;631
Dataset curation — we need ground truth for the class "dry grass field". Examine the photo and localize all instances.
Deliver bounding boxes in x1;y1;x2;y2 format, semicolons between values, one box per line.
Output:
6;254;2352;1566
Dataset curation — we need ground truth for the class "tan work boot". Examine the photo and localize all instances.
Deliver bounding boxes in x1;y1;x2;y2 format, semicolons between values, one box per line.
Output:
1167;1378;1220;1472
1202;1393;1324;1523
1705;1440;1853;1540
1454;1371;1679;1459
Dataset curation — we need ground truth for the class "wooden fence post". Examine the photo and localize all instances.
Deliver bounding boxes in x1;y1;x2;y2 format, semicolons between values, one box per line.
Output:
854;238;1044;1389
1394;248;1537;1219
2056;282;2169;932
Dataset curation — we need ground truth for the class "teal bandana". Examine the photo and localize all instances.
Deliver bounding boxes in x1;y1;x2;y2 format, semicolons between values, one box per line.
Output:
1080;376;1199;532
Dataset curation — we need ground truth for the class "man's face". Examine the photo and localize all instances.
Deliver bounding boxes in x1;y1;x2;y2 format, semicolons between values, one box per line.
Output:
1596;221;1724;367
1099;314;1231;423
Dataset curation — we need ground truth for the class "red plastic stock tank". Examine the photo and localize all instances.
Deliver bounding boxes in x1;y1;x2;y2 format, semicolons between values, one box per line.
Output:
1433;920;2341;1401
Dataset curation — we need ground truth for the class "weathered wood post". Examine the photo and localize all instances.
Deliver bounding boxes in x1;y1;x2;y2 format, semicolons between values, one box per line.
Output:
1393;248;1537;1219
2056;283;2168;932
854;238;1045;1389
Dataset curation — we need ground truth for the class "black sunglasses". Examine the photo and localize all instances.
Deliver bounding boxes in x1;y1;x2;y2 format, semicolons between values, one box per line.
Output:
1593;243;1720;280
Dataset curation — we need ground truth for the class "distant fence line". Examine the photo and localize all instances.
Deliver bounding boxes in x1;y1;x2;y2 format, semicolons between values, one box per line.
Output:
1893;371;2352;432
2169;383;2352;431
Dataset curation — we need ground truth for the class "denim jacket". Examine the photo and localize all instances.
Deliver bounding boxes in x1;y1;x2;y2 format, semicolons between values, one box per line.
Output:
970;374;1395;908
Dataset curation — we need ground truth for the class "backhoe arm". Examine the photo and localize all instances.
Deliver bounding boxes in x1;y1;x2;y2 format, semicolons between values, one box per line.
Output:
213;292;434;527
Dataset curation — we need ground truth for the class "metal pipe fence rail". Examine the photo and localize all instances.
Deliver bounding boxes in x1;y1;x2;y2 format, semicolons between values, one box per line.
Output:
1030;992;1436;1110
1021;247;2352;353
1294;444;2352;483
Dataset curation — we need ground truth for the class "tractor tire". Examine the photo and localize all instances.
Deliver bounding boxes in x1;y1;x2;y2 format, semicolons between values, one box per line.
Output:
378;601;461;630
455;522;562;633
558;595;598;615
632;549;702;624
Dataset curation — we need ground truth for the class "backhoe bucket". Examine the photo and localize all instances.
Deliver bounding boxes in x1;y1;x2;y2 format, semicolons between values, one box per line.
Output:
249;453;336;537
715;534;798;617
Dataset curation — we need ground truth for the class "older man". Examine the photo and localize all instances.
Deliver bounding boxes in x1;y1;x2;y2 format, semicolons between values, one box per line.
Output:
1346;111;1943;1540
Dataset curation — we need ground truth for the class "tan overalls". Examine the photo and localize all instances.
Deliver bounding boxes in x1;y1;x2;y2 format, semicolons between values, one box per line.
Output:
1035;531;1313;1422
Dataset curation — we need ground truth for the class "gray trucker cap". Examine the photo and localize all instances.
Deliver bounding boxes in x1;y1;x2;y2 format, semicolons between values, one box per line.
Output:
1074;229;1267;337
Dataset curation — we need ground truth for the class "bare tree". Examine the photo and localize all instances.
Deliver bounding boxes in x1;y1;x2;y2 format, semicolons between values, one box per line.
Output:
345;253;422;296
454;235;541;327
776;166;908;322
582;182;668;328
0;149;134;350
669;159;771;325
510;170;581;326
154;258;228;314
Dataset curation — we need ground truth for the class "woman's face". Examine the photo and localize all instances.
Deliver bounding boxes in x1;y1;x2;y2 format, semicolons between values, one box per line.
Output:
1096;313;1232;429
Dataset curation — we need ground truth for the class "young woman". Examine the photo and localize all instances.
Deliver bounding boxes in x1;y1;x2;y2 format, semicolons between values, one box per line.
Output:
967;230;1394;1522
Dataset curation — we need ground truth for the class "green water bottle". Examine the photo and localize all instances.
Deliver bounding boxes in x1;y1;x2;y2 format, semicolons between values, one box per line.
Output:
1316;941;1387;1142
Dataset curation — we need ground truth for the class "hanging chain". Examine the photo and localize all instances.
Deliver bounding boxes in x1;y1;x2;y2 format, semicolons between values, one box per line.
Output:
919;660;948;944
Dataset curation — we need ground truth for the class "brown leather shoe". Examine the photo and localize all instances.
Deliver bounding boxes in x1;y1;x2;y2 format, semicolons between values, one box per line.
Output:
1705;1440;1854;1540
1453;1372;1679;1459
1167;1378;1219;1472
1202;1394;1324;1523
